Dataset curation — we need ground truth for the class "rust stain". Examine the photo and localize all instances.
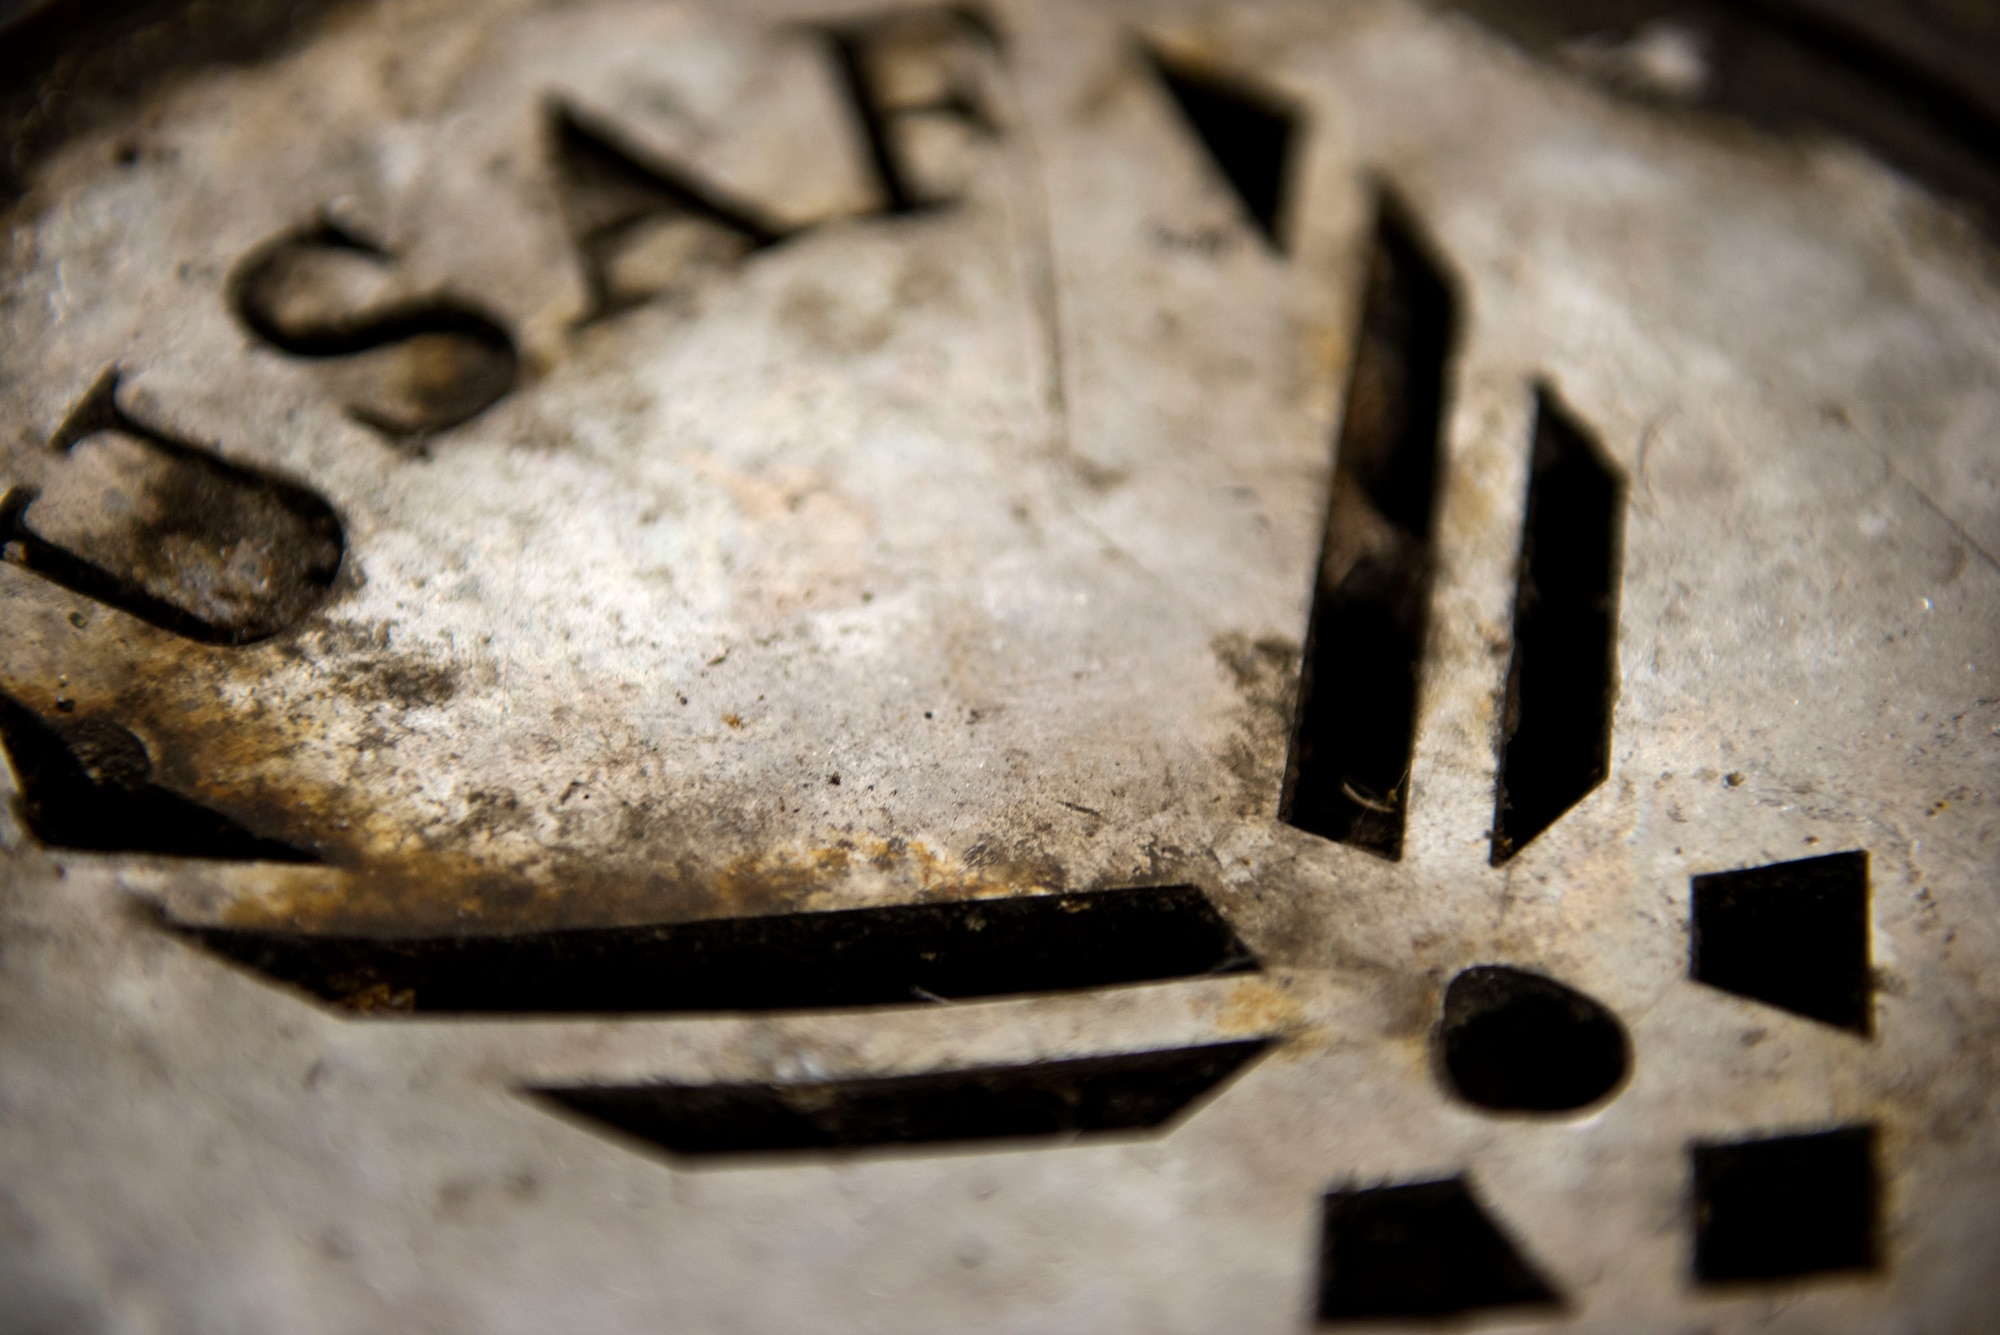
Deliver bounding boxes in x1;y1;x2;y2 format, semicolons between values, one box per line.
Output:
712;834;1064;914
1213;976;1306;1036
212;830;1070;936
1212;630;1300;817
342;981;416;1012
0;598;1092;938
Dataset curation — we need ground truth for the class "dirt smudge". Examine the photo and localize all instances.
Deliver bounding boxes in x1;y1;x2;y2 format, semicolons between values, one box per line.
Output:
1212;630;1300;817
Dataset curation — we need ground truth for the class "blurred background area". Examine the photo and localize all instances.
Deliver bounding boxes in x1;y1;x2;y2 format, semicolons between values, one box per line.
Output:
7;1;2000;222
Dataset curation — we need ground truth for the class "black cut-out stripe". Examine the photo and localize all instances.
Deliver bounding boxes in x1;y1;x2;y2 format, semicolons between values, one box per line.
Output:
1283;197;1455;859
527;1039;1268;1158
169;883;1258;1014
1490;386;1625;864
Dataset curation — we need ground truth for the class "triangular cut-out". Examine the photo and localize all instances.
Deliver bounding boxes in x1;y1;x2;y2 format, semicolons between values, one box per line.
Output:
1692;850;1872;1035
1692;1125;1880;1283
1318;1176;1563;1321
1146;50;1299;250
528;1040;1268;1158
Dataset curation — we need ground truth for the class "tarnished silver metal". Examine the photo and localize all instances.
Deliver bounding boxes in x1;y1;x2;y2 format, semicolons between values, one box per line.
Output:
0;0;1995;1330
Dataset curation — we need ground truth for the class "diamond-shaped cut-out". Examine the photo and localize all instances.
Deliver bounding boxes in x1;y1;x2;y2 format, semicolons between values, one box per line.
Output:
1692;1125;1881;1284
1317;1176;1562;1322
1692;850;1872;1035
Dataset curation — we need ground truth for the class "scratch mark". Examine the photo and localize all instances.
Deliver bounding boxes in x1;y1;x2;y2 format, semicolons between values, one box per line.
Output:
1890;459;2000;575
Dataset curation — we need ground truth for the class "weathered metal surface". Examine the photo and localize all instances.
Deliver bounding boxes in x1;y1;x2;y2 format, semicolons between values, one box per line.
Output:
0;0;1995;1330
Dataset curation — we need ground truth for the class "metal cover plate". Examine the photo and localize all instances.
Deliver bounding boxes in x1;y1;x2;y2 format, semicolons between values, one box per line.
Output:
0;1;1996;1330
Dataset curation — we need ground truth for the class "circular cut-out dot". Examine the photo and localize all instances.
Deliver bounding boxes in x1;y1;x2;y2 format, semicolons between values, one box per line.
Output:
1439;965;1630;1113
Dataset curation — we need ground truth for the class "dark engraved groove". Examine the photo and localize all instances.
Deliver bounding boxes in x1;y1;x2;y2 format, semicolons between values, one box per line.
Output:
1490;386;1625;864
169;884;1259;1014
1318;1176;1563;1321
1692;1125;1881;1284
1692;850;1872;1035
547;101;789;325
0;690;317;861
527;1040;1267;1158
0;369;344;645
231;220;520;438
1438;965;1630;1113
820;7;1002;216
1145;48;1299;250
1282;198;1455;858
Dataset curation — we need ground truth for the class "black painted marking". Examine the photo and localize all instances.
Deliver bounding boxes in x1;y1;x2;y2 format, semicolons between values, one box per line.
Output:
1283;199;1455;858
0;690;316;861
170;884;1258;1014
232;221;519;439
0;369;344;645
1692;1125;1881;1284
820;7;1002;216
529;1040;1267;1159
1438;965;1630;1113
548;101;789;325
1490;387;1624;864
1692;850;1871;1035
1146;49;1299;250
1317;1176;1563;1321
